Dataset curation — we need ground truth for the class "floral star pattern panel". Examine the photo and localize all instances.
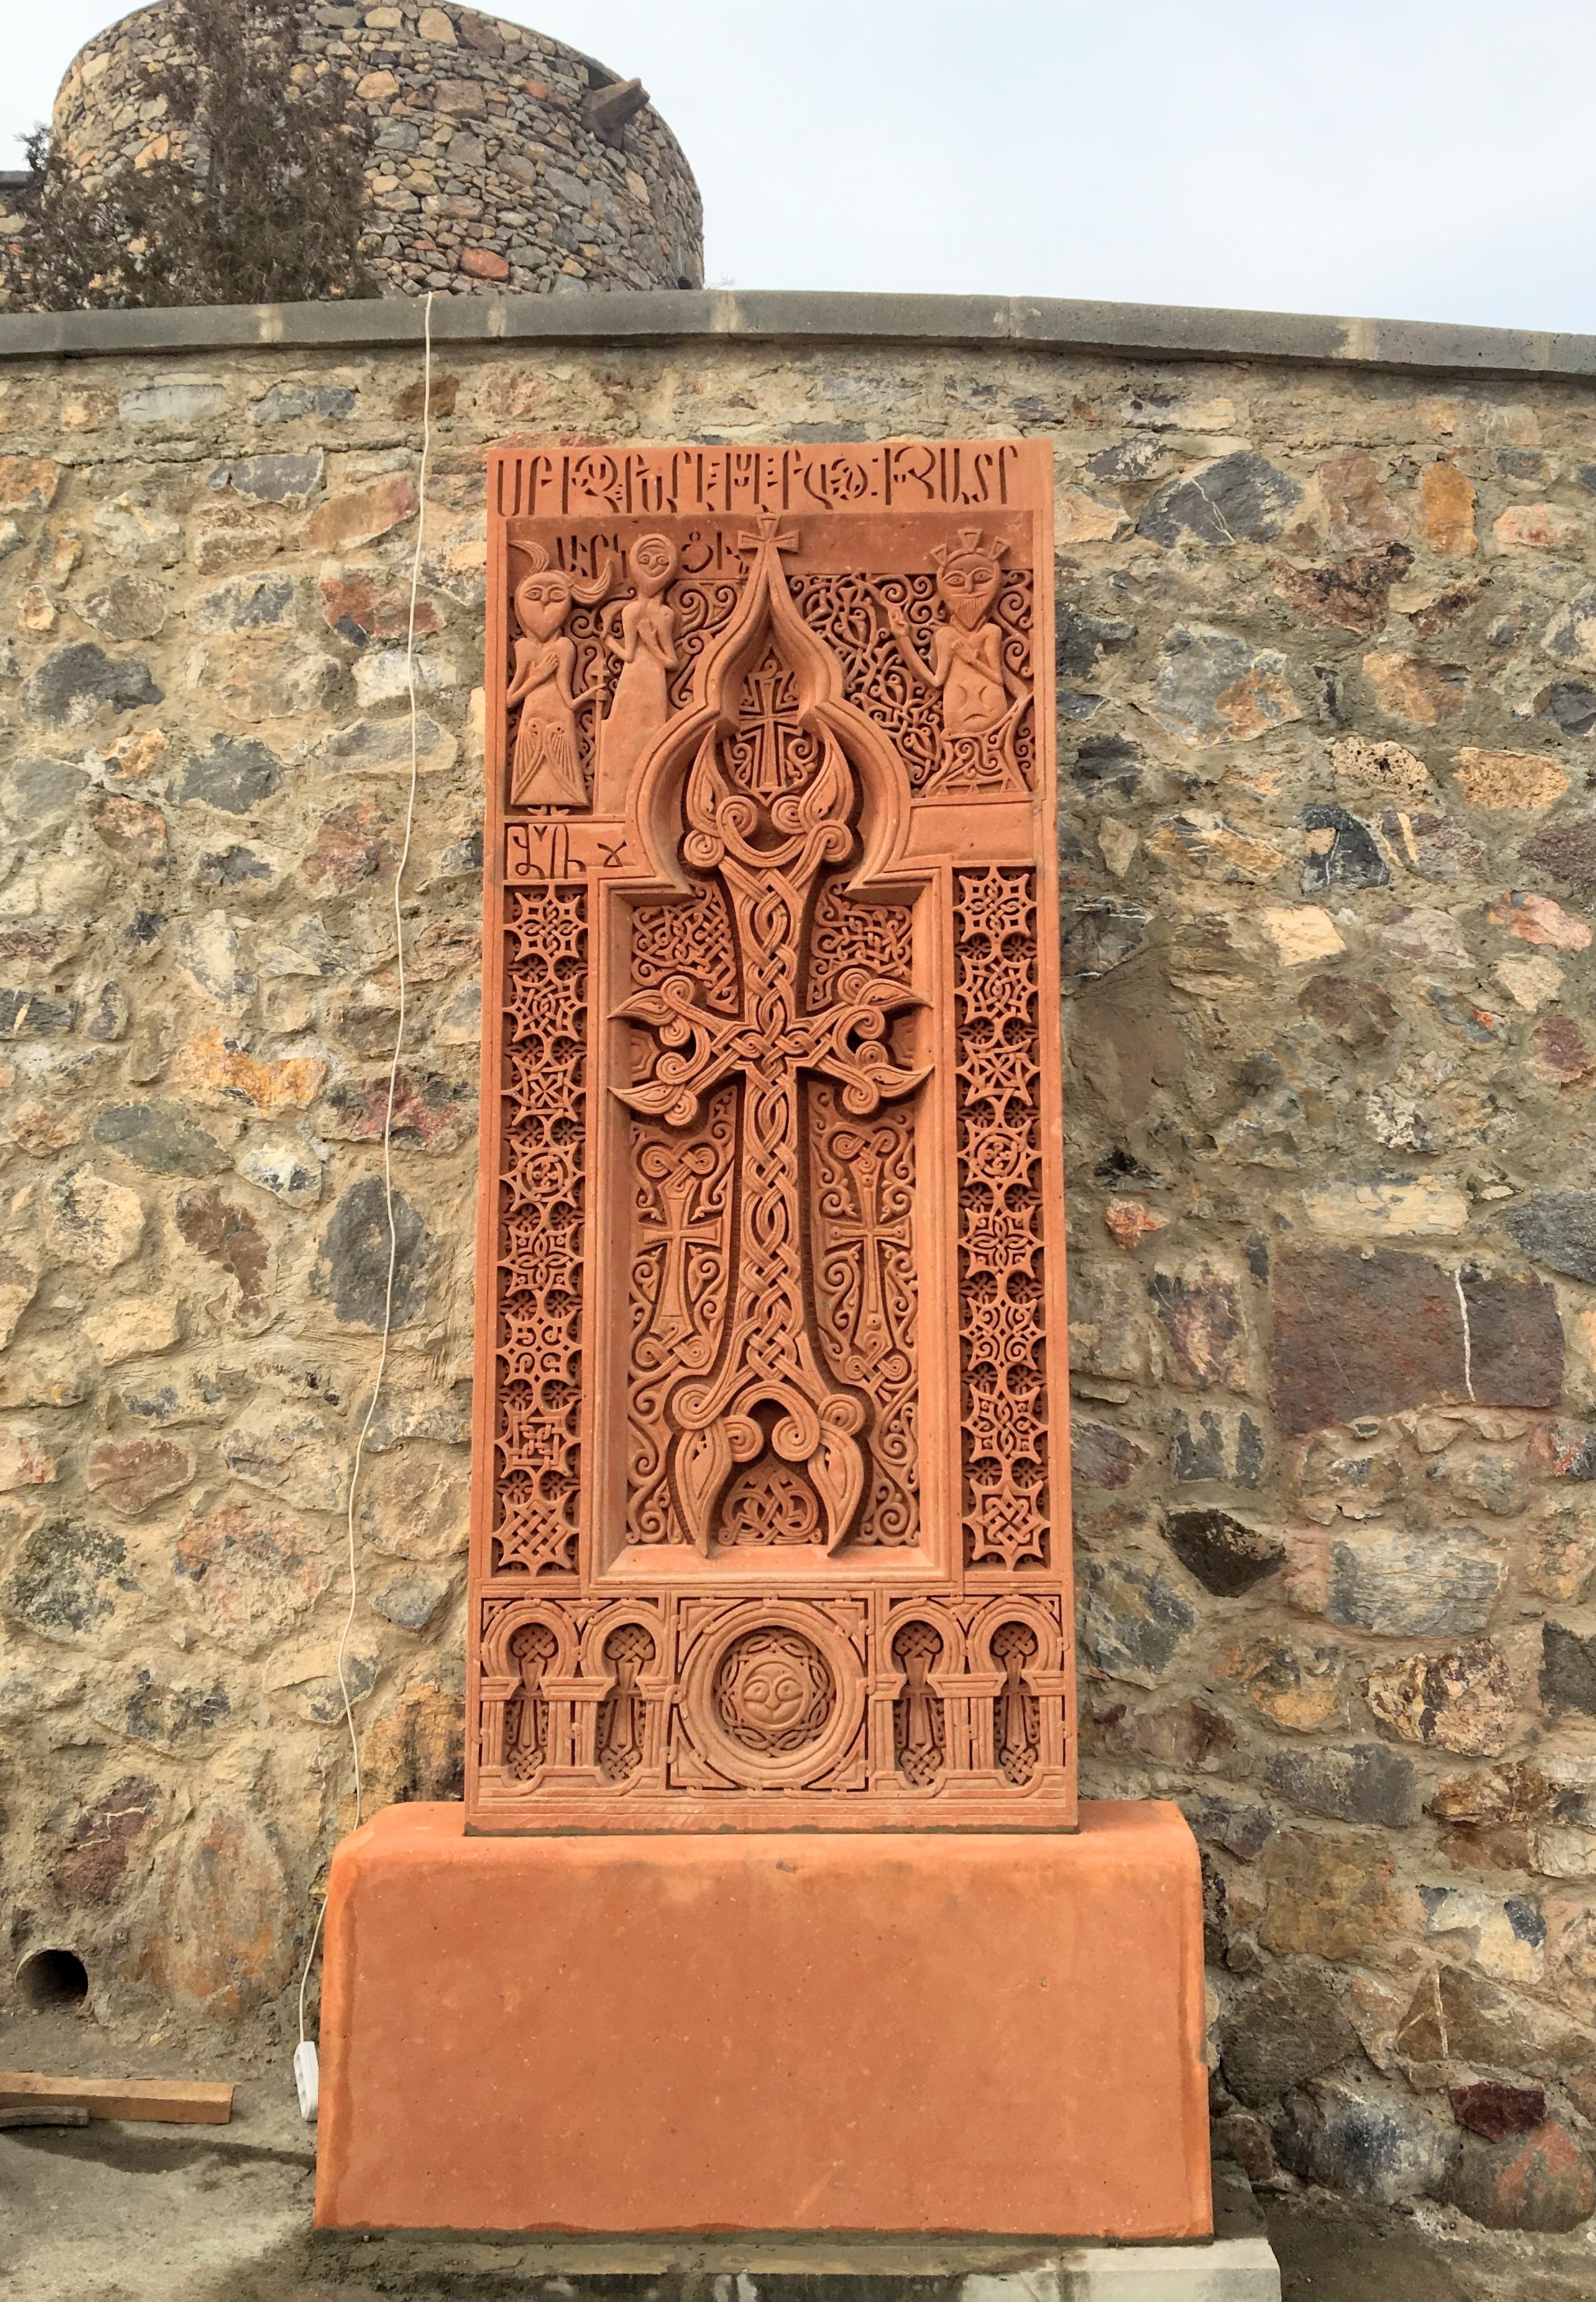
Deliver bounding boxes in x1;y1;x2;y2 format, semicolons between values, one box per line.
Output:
470;441;1074;1830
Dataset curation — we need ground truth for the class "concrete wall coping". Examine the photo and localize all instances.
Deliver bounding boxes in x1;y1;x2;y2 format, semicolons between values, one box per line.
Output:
1;286;1594;382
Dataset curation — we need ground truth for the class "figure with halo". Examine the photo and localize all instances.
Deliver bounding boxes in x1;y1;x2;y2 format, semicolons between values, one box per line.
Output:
594;532;681;814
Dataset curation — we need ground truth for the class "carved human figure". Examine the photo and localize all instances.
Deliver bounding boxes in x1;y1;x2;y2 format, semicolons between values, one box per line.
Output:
595;533;681;814
506;546;613;809
883;529;1030;790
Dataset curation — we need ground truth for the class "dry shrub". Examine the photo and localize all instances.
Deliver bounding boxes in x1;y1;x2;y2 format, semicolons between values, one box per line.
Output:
22;0;376;310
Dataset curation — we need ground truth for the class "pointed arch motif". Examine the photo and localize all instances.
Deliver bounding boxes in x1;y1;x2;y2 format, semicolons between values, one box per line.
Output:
628;518;915;898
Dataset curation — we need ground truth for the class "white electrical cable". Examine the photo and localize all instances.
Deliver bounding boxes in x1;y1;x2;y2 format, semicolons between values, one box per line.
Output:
296;290;435;2086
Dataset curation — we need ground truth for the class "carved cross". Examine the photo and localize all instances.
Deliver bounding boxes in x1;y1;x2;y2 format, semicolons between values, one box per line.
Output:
995;1629;1036;1770
737;664;802;799
738;519;799;558
637;1161;722;1356
827;1136;911;1355
900;1639;938;1760
616;591;927;1554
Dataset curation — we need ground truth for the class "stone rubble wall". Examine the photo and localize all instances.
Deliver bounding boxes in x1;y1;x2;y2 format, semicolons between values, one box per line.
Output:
0;0;703;308
5;325;1596;2256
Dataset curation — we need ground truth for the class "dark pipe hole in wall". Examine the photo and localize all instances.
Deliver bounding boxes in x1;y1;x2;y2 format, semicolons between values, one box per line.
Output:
17;1948;89;2010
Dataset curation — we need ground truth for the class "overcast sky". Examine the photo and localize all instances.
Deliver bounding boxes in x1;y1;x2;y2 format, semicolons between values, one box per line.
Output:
8;1;1596;332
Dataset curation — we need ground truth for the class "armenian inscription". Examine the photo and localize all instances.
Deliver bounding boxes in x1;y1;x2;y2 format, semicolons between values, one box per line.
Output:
469;441;1073;1829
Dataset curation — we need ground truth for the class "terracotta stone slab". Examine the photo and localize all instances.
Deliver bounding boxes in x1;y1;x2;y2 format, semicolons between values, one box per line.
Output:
470;440;1075;1830
313;1800;1210;2238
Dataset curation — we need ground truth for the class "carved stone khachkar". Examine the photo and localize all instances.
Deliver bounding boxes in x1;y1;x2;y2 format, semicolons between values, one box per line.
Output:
467;441;1074;1830
314;443;1209;2247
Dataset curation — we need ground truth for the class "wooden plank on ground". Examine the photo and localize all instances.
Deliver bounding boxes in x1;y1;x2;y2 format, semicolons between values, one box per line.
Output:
0;2071;233;2124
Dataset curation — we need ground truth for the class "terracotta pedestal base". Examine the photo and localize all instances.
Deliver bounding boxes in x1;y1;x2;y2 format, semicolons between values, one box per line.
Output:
314;1800;1211;2240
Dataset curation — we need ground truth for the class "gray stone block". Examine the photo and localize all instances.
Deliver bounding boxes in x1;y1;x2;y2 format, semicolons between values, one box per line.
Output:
1059;2239;1280;2299
3;288;1596;382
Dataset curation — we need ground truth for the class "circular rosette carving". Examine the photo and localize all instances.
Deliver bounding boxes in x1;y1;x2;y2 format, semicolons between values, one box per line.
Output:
679;1603;864;1789
715;1628;833;1752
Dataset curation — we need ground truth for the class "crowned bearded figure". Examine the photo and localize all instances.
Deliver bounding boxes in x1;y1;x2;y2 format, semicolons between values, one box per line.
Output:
884;527;1031;792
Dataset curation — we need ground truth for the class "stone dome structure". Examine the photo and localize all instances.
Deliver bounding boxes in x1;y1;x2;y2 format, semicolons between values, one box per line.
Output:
38;0;703;298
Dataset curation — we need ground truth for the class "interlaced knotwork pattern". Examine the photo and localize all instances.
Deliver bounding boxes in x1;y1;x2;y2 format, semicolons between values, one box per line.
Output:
630;878;739;1015
494;883;587;1573
806;871;914;1009
792;571;1034;794
720;1462;823;1544
954;867;1050;1570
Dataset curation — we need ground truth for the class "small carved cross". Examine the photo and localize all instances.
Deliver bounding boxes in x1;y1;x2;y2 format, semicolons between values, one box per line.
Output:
739;664;799;799
638;1166;721;1353
828;1139;910;1354
900;1639;937;1759
736;518;799;559
995;1629;1036;1770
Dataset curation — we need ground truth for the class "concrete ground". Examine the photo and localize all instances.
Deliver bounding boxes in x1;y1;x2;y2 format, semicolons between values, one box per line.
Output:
4;2001;1596;2301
